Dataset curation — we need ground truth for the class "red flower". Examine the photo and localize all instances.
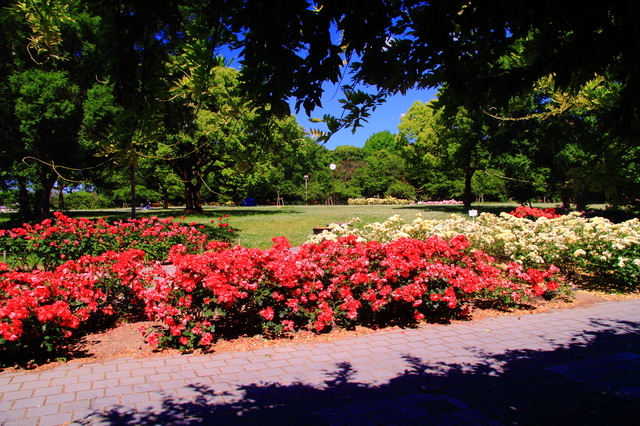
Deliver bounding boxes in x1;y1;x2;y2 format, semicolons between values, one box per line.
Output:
259;306;274;321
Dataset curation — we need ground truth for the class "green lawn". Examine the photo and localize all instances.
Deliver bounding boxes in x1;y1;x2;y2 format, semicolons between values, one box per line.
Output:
66;202;528;249
4;201;615;249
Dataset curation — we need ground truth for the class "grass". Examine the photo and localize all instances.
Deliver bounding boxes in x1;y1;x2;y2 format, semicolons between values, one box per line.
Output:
13;201;613;250
65;202;525;249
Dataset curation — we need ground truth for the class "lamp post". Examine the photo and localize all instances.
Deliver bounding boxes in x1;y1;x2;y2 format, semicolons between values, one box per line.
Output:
328;164;336;205
304;175;309;204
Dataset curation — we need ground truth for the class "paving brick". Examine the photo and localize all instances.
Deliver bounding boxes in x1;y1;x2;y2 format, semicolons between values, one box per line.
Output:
128;381;161;393
57;399;96;415
170;370;199;381
75;388;105;401
0;408;27;423
139;359;167;368
125;366;156;377
264;359;290;369
201;359;229;369
118;375;146;386
145;372;172;382
165;356;190;366
0;382;22;393
50;375;78;386
26;402;60;417
317;406;350;421
243;361;268;371
63;382;91;394
117;361;143;371
12;395;46;409
219;364;244;374
5;419;39;426
1;389;34;401
105;384;134;396
44;392;76;405
39;412;74;426
91;378;120;389
396;405;432;419
8;374;37;384
90;395;121;410
259;367;287;378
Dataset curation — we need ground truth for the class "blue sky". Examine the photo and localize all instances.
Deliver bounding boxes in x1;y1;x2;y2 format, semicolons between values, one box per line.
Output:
224;33;439;151
292;86;439;151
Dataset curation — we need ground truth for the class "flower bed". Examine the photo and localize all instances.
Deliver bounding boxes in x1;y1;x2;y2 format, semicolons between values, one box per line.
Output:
141;235;565;351
308;209;640;291
0;250;157;365
415;199;463;205
347;197;412;205
0;212;236;270
1;232;566;362
6;206;636;364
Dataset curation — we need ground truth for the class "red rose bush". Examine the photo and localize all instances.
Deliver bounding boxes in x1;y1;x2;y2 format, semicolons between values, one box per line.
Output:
0;250;155;365
0;212;236;271
141;235;565;352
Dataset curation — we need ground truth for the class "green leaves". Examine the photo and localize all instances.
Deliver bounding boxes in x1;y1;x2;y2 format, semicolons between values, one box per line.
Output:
10;0;76;62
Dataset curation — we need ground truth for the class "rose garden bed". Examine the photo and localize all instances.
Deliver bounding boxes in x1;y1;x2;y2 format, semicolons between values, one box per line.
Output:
1;208;639;369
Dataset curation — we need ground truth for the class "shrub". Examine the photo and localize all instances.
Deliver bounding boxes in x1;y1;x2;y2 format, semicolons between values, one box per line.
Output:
307;212;640;292
56;191;110;210
0;251;155;366
0;212;237;270
347;197;412;205
141;236;566;351
509;205;561;220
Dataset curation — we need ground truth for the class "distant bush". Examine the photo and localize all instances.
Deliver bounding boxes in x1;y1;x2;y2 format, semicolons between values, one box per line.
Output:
384;182;417;200
56;191;110;210
348;196;412;205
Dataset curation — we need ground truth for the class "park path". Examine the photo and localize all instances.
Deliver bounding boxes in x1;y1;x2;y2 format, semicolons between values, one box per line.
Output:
1;299;639;425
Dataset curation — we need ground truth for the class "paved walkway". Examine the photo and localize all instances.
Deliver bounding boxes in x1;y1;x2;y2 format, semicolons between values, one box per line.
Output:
1;300;640;426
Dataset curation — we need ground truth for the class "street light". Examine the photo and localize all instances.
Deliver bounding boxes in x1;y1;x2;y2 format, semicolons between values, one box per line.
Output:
328;164;336;205
304;175;309;204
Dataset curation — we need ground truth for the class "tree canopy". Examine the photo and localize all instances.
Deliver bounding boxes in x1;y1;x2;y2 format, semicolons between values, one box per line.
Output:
15;1;640;135
6;0;640;214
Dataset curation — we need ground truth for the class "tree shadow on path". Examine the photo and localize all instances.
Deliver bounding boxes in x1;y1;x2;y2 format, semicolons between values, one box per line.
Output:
82;318;640;425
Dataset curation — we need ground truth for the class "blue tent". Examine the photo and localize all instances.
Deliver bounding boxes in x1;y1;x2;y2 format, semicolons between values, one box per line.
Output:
241;198;257;206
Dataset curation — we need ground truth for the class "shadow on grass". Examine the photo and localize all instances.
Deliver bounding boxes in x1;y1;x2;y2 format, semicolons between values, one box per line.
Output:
394;204;513;216
64;207;303;221
78;318;640;425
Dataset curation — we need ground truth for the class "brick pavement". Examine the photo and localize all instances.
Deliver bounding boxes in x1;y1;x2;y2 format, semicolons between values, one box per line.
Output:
1;299;639;425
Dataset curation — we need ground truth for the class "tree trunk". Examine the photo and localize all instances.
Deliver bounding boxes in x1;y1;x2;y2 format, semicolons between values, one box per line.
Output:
561;187;572;210
58;181;65;211
575;193;587;211
17;177;31;220
162;186;169;209
130;164;137;219
184;179;203;213
171;159;204;213
463;167;475;210
34;175;57;221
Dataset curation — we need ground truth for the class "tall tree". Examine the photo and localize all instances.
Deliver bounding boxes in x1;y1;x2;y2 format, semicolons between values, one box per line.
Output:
157;65;305;212
1;5;106;220
399;100;493;208
362;131;398;155
14;0;640;213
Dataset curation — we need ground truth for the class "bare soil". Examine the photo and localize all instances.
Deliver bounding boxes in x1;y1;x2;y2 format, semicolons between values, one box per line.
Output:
10;290;640;372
